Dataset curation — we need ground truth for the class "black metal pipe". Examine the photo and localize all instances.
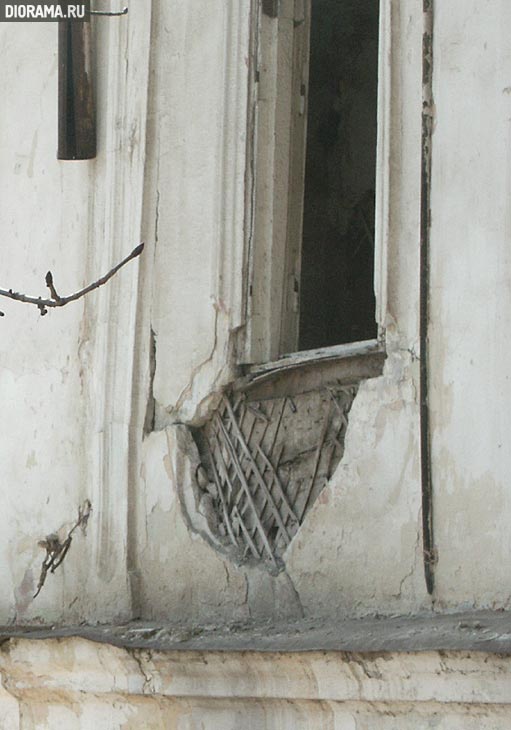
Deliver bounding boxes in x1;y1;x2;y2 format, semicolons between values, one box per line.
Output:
420;0;435;595
58;19;96;160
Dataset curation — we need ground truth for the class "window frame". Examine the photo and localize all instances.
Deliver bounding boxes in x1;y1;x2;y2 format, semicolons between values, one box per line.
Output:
241;0;390;367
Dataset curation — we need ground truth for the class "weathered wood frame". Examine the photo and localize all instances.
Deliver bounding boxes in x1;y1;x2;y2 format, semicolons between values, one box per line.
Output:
242;0;391;365
243;0;310;363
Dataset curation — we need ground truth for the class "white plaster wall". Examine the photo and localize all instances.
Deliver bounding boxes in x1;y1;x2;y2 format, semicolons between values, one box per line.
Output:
133;0;511;622
430;0;511;607
148;0;250;426
134;0;429;624
2;0;511;632
0;21;91;622
0;4;151;624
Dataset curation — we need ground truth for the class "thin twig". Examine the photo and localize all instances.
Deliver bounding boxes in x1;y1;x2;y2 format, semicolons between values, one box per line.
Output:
45;271;61;302
33;500;92;598
0;243;144;316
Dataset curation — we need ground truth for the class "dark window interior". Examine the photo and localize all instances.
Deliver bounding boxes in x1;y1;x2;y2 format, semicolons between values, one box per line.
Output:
298;0;380;350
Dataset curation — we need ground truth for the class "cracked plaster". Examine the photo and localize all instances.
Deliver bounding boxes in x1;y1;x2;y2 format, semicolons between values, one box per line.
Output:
1;634;511;728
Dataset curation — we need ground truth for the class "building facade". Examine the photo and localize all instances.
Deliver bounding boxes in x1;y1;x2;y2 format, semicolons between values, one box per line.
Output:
1;0;511;727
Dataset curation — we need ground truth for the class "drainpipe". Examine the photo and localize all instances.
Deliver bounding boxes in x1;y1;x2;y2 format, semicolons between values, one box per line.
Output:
420;0;435;595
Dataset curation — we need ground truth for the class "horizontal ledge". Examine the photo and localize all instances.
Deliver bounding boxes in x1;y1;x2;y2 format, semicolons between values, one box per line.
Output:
1;609;511;654
1;613;511;707
234;339;385;400
248;338;383;376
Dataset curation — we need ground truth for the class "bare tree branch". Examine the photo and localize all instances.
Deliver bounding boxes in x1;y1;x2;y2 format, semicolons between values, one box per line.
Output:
33;500;92;599
0;243;144;317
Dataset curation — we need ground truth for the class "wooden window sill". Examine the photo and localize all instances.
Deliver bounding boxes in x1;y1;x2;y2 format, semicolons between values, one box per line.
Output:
235;338;386;400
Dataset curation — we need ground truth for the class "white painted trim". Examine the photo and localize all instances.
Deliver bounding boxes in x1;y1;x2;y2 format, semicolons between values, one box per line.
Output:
243;0;310;363
374;0;392;332
79;2;152;619
247;338;383;376
215;1;253;331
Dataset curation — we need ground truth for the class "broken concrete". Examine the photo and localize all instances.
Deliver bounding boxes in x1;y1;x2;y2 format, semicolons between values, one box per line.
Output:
1;609;510;654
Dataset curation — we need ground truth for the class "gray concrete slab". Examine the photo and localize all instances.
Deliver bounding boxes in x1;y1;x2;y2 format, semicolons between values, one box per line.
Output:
1;610;511;653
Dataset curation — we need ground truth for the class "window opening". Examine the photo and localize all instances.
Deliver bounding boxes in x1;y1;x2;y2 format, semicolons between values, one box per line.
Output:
298;0;380;350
